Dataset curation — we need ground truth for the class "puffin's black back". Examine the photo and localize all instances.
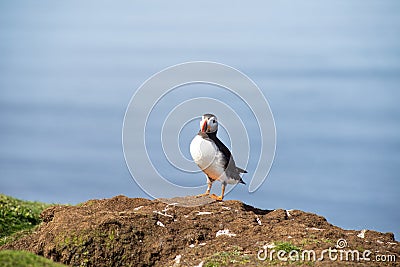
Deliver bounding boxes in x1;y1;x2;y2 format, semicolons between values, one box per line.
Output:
198;131;247;184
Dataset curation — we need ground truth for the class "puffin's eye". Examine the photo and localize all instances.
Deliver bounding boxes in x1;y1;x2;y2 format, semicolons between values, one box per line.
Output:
212;119;215;123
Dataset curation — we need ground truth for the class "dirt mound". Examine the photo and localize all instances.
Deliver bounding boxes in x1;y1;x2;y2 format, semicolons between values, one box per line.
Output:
1;195;399;266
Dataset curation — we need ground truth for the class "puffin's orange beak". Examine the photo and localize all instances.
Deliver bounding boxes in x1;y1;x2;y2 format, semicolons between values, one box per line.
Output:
201;120;208;132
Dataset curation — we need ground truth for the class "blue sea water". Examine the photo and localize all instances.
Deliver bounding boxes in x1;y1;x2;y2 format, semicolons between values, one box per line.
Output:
0;1;399;239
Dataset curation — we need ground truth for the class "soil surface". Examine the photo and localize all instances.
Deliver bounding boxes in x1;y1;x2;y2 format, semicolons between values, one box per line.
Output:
1;195;399;266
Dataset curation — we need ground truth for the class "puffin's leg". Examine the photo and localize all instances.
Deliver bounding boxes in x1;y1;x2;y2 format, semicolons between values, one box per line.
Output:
210;182;225;201
196;177;213;197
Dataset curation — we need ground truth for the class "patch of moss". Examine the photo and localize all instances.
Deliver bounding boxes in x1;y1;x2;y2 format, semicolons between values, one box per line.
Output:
204;248;250;267
0;194;52;245
300;238;319;246
274;241;301;253
58;234;88;248
321;238;333;244
356;246;366;252
0;250;67;267
56;233;92;267
272;242;303;264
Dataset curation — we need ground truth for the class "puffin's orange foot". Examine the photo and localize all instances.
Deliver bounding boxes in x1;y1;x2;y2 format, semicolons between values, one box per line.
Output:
195;192;209;198
210;194;223;201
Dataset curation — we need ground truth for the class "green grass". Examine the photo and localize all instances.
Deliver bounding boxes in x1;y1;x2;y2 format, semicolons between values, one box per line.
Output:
274;242;301;253
0;195;66;266
0;250;67;267
204;248;250;267
273;242;303;265
0;194;52;245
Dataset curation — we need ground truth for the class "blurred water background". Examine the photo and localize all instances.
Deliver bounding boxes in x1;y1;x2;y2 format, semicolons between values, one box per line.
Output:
0;1;399;238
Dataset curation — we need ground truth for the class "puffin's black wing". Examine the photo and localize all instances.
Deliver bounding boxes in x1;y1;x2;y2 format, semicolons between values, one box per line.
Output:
197;131;231;160
206;132;247;184
236;167;248;173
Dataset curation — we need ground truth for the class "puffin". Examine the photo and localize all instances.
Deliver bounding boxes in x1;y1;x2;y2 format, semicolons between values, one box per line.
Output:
190;114;247;201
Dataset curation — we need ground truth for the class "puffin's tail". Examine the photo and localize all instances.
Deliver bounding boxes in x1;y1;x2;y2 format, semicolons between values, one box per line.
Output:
236;167;247;184
236;167;247;173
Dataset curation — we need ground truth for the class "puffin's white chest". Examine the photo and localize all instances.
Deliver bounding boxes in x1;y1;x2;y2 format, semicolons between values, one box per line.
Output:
190;135;225;180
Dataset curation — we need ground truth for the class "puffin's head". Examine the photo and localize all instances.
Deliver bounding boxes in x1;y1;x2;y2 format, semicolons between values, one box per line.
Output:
200;114;218;133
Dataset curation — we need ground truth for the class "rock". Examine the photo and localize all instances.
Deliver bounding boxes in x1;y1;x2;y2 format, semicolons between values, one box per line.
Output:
1;195;399;266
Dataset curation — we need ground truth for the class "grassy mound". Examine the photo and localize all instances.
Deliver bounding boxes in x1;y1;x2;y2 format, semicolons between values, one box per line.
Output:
0;250;67;267
0;194;51;245
0;194;67;266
